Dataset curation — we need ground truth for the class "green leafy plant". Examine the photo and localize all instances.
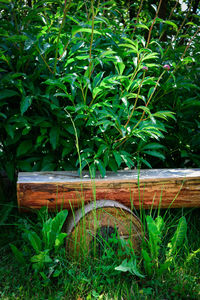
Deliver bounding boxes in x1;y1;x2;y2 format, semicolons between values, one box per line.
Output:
10;208;68;280
142;215;187;277
114;214;188;279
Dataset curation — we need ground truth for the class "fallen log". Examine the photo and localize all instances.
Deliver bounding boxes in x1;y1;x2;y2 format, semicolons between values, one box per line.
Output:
17;168;200;211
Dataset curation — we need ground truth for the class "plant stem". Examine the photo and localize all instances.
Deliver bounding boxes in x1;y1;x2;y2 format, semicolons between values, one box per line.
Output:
125;72;146;128
146;0;163;48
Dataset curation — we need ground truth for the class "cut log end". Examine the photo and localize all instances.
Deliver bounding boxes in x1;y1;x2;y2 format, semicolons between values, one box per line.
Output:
65;201;143;258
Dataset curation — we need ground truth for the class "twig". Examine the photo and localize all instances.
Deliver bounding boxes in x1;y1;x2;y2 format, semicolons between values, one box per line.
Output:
146;0;163;48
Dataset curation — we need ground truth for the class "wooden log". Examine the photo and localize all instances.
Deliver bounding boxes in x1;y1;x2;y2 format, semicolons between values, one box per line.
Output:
65;200;143;258
17;169;200;211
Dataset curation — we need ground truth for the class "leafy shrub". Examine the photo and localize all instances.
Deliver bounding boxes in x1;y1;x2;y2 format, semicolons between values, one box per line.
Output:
0;0;199;182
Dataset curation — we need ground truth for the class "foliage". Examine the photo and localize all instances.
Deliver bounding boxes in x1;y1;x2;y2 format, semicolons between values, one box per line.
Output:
1;208;200;298
142;215;187;277
10;207;68;282
114;214;188;279
1;0;199;182
0;0;200;298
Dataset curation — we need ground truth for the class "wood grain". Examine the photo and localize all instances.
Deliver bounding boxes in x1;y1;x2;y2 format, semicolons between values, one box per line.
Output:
17;169;200;211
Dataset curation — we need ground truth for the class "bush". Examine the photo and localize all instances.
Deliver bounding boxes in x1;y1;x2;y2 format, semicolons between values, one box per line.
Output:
0;0;199;182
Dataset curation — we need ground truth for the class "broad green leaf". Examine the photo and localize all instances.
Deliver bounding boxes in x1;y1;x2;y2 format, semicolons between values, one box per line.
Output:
72;26;102;36
20;96;32;115
153;111;176;121
182;57;195;65
122;38;138;48
147;87;155;99
143;150;165;160
28;231;42;253
95;144;107;157
119;43;138;52
62;145;73;158
99;50;117;58
0;112;6;118
108;158;118;172
93;71;105;88
142;52;158;61
181;98;200;109
42;219;53;249
115;259;145;278
49;127;59;150
113;151;122;167
163;20;178;30
10;244;26;265
155;216;165;232
43;79;67;92
51;210;68;236
142;249;153;276
96;160;106;178
140;158;152;168
17;140;33;156
146;215;162;260
66;15;80;25
116;62;125;75
135;23;149;30
167;216;187;257
30;250;52;264
146;216;160;236
75;55;90;60
53;268;62;277
150;41;163;58
186;22;198;27
0;89;19;100
142;143;165;151
55;233;67;251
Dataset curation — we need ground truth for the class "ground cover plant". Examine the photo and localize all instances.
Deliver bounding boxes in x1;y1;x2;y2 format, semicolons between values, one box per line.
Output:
0;206;200;299
0;0;200;299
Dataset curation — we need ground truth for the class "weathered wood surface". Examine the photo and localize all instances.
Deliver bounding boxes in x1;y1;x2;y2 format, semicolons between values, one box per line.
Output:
17;169;200;211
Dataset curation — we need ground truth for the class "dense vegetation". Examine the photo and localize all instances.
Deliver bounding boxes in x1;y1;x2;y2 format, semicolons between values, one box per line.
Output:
0;0;200;182
0;0;200;299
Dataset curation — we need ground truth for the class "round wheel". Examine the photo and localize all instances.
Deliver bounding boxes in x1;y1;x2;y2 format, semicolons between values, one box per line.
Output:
65;200;143;258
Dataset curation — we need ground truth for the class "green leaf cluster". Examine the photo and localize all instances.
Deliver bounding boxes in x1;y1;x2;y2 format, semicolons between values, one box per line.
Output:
10;208;68;276
142;215;187;277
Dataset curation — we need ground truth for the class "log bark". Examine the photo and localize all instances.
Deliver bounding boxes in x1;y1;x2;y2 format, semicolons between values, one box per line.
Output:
17;169;200;211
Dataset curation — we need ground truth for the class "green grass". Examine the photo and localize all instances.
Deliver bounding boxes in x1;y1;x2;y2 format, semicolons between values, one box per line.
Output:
0;205;199;300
